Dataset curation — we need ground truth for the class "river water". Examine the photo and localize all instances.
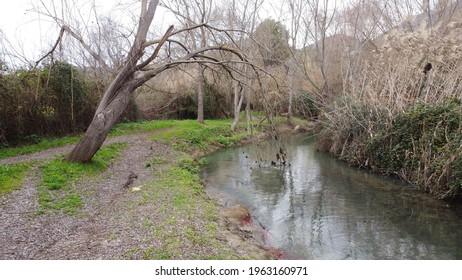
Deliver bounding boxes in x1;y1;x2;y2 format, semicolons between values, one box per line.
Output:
201;134;462;259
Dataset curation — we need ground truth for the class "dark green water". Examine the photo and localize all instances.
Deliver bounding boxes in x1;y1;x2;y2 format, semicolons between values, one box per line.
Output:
201;134;462;259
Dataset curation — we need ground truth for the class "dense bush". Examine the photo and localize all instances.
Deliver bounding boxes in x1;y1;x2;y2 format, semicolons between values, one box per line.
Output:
0;61;101;146
366;99;462;199
318;98;462;200
139;82;228;120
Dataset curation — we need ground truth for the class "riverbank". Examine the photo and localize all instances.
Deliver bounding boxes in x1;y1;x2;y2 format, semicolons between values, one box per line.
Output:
317;98;462;202
0;117;309;259
202;131;462;259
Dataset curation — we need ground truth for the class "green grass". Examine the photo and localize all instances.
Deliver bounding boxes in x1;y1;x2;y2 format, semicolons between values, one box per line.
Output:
108;120;177;136
123;119;282;259
37;142;127;215
146;156;165;166
151;119;253;152
123;154;247;260
0;117;302;258
0;163;30;196
0;116;273;160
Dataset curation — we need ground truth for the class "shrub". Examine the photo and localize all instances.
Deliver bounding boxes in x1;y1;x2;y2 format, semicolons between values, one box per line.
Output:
319;98;462;200
0;61;102;146
365;99;462;199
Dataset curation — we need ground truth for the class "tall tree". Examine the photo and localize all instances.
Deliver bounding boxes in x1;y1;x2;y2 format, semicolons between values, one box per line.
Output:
38;0;247;162
65;0;164;162
309;0;334;96
161;0;214;124
286;0;305;126
254;18;290;67
227;0;262;131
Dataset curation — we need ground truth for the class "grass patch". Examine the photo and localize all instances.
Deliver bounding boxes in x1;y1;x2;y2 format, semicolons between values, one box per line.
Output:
146;156;165;166
0;163;30;196
151;119;253;152
109;120;177;136
37;142;127;215
122;154;248;260
0;117;269;160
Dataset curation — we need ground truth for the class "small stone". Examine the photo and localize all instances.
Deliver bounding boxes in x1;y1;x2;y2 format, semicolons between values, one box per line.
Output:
131;186;142;192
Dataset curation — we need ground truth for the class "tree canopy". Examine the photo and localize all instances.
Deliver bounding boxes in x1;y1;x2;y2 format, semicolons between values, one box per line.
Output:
254;18;290;67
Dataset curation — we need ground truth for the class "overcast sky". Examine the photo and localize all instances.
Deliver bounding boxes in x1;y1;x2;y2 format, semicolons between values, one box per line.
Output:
0;0;177;66
0;0;41;61
0;0;337;66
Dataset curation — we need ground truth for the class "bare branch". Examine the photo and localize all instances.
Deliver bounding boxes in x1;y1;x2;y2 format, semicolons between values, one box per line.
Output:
35;27;65;67
61;25;112;72
137;25;174;69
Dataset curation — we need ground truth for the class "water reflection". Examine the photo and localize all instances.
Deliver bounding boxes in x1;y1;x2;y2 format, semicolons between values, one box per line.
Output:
201;135;462;259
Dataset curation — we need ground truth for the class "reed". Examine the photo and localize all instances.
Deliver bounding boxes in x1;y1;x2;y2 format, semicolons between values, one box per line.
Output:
318;24;462;200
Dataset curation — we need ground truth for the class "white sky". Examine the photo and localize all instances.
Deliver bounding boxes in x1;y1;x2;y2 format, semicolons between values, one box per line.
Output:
0;0;176;66
0;0;343;67
0;0;40;62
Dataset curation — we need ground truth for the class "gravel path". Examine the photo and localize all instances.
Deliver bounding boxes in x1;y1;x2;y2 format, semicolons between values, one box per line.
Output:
0;133;161;259
0;132;271;259
0;134;147;166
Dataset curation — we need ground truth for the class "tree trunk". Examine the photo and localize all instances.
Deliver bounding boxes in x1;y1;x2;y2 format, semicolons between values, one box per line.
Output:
230;80;245;131
65;84;134;162
287;56;295;126
197;21;207;124
63;0;160;163
196;65;205;124
245;90;252;133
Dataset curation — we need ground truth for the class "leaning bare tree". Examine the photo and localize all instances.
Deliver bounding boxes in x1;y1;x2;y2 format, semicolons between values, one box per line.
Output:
37;0;247;163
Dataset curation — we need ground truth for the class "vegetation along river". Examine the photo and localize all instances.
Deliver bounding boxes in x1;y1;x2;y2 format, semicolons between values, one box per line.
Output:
201;134;462;259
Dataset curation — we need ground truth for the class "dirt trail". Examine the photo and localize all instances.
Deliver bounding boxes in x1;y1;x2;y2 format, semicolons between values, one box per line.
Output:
0;133;149;166
0;132;271;259
0;134;159;259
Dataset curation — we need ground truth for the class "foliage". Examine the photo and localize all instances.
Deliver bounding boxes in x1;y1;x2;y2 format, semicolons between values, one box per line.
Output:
138;81;229;120
254;18;290;67
295;91;321;119
318;98;462;200
317;15;462;200
366;99;462;199
0;61;101;146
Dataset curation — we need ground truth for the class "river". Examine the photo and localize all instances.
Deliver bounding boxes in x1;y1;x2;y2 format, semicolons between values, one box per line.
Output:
200;134;462;259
